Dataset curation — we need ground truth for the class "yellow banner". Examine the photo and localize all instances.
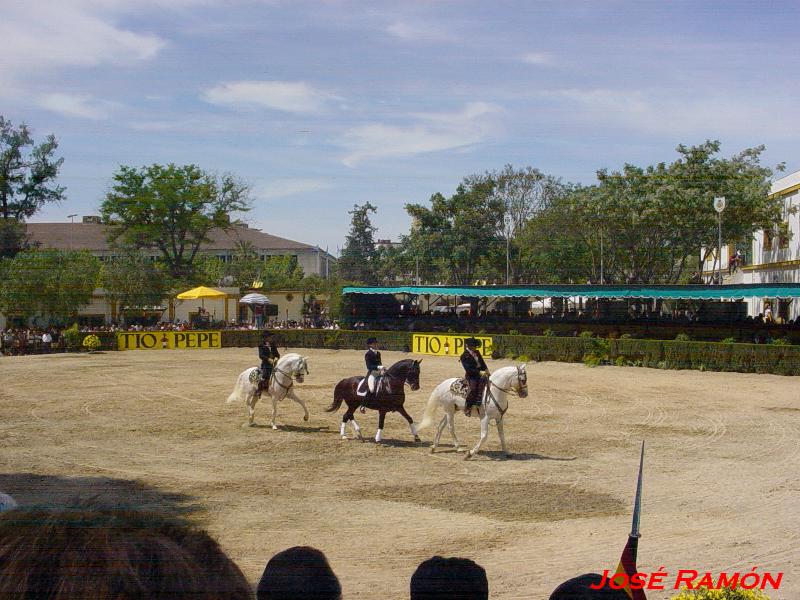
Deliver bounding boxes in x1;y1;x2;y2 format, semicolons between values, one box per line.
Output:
117;331;222;351
412;334;493;357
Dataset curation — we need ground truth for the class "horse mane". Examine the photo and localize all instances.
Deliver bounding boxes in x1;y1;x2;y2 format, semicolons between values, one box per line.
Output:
387;358;416;375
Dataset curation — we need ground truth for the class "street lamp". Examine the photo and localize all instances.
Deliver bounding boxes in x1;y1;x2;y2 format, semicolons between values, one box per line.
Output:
713;197;726;285
67;214;77;249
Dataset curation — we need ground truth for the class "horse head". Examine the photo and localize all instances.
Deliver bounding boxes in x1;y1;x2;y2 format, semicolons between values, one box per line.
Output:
387;359;421;391
516;363;528;398
294;356;310;383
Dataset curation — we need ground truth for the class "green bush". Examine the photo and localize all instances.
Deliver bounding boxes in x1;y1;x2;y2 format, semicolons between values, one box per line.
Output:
579;330;595;338
619;333;634;340
721;337;737;344
542;328;554;337
62;324;81;349
675;333;691;341
771;337;789;346
82;334;101;351
508;329;521;335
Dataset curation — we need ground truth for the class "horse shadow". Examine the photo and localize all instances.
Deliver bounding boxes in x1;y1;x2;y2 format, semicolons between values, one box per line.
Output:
373;438;424;449
248;423;331;434
480;450;578;462
0;472;203;516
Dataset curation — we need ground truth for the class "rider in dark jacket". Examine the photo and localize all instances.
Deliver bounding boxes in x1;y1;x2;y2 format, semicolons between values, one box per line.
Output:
460;337;488;417
360;337;384;413
258;330;280;395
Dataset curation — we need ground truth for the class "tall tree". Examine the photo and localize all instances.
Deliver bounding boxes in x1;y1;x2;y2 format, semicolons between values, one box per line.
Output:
0;249;100;322
0;116;65;222
100;164;250;281
338;202;379;284
405;177;505;285
100;251;167;322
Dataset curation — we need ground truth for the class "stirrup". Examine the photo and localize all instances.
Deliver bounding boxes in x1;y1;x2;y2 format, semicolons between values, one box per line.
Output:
464;406;472;417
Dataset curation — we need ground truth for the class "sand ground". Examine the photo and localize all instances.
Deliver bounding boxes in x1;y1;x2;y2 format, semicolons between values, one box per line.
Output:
1;347;798;599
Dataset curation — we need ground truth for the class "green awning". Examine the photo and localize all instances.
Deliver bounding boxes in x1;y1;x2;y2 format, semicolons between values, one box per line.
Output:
342;284;800;300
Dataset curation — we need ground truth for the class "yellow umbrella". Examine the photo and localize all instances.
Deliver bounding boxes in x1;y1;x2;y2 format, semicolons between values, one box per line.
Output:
176;286;226;300
176;286;226;313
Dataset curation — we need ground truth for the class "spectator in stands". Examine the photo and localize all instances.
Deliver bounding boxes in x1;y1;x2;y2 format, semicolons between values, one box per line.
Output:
0;493;17;513
549;573;631;599
0;508;252;599
410;556;488;600
257;546;341;600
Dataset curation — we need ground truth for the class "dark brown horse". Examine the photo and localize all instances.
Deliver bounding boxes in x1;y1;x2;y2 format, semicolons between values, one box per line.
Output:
326;358;422;443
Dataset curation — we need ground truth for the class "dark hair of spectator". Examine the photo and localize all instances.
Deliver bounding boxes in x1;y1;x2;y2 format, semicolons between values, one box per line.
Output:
257;545;342;600
410;556;488;600
549;573;632;600
0;508;252;600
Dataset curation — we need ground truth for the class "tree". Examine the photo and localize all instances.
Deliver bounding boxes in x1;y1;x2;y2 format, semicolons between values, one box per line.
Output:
100;163;250;281
405;177;505;285
100;251;167;323
338;202;379;284
0;116;65;222
488;165;562;282
0;249;100;322
0;219;28;259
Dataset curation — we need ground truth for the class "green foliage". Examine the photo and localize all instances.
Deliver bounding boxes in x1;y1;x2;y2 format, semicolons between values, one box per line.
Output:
671;586;771;599
579;330;595;338
771;337;789;346
0;218;28;259
542;328;554;337
619;333;634;339
0;249;100;321
62;323;81;348
583;352;603;367
338;202;379;284
615;356;626;366
675;333;691;341
508;329;521;335
100;163;250;280
0;116;65;221
101;251;166;319
721;337;737;344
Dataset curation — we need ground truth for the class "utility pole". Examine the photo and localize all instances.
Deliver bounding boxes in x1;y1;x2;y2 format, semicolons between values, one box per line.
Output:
67;214;77;249
713;197;726;285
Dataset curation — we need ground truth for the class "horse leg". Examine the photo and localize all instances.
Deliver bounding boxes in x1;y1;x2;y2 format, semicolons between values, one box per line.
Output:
446;408;463;451
287;389;309;422
246;389;259;426
496;417;511;458
431;415;447;454
271;394;279;430
465;414;490;460
396;406;420;442
344;406;363;441
375;410;386;443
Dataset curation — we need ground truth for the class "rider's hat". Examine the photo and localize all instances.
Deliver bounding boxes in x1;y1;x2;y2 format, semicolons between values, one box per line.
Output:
366;337;378;345
262;330;273;337
464;337;481;348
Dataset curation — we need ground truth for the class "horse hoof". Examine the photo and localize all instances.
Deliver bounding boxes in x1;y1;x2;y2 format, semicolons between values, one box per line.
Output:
463;451;472;461
429;446;436;454
505;453;513;459
272;425;278;430
341;435;348;440
414;436;421;443
303;415;309;422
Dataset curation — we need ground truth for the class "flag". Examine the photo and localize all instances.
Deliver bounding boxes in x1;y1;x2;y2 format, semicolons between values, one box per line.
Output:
612;441;647;600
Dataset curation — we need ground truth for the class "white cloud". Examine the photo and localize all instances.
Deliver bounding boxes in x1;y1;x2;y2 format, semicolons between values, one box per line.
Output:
36;93;115;120
520;52;554;66
203;81;336;114
254;178;335;200
341;102;500;166
386;20;458;43
0;1;166;88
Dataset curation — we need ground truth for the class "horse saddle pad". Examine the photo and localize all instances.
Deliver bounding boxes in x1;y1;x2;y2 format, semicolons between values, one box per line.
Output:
249;368;263;384
449;379;470;398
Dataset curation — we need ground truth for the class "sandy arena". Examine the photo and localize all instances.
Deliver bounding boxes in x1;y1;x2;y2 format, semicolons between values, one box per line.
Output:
1;347;798;599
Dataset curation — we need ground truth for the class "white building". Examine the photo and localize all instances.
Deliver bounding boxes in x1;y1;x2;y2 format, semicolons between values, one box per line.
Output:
740;170;800;321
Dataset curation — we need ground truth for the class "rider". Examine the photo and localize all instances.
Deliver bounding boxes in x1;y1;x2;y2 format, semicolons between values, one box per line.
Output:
360;337;384;413
257;330;280;395
461;337;489;417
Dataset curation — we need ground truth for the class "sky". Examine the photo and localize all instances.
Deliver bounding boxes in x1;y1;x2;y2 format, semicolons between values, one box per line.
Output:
3;0;799;254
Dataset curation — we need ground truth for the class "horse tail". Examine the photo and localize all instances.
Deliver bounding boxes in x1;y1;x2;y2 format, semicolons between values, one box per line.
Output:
226;369;251;404
325;380;347;413
416;386;442;432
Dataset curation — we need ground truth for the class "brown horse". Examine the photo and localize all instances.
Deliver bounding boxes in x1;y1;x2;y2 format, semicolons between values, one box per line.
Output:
326;358;422;443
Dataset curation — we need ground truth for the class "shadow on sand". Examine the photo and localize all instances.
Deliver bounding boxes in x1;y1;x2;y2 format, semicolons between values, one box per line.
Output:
0;473;203;516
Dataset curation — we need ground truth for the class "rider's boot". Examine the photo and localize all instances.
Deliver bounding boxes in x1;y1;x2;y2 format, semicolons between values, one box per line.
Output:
359;390;370;414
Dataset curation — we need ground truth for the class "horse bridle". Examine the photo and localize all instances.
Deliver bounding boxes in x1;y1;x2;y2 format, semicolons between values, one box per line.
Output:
488;365;528;397
272;359;309;391
384;362;419;389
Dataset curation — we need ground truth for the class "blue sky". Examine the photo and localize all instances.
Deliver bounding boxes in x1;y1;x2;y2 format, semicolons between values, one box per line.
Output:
3;0;799;253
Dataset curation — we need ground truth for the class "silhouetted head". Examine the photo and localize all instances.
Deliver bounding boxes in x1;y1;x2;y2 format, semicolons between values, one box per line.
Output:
0;508;252;600
257;546;341;600
410;556;488;600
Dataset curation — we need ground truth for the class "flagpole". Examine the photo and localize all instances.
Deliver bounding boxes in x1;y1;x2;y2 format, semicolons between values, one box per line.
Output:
631;440;645;538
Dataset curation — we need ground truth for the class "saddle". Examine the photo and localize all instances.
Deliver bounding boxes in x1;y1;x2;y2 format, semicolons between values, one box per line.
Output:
249;367;271;385
356;375;388;397
449;378;470;398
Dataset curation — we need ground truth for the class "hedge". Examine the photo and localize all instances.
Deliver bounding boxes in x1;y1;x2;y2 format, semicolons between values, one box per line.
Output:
221;329;413;352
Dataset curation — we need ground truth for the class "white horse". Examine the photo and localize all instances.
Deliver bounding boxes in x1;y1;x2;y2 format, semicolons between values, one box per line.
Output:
416;364;528;460
226;353;310;429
